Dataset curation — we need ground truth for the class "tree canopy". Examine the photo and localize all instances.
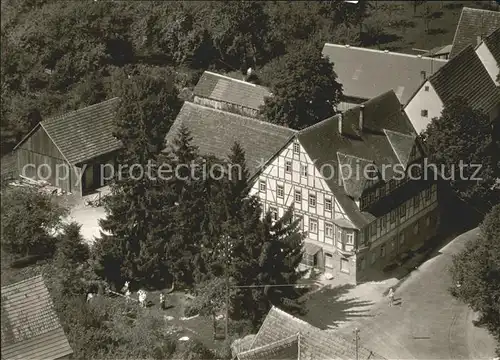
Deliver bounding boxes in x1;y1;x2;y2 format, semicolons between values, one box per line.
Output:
260;43;343;129
450;204;500;356
423;97;500;213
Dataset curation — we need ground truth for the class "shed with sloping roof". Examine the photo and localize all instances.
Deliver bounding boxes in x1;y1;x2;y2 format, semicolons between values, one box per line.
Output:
13;98;122;196
1;275;73;360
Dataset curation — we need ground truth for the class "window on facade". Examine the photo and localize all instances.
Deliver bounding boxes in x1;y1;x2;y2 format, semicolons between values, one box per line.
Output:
370;222;377;237
325;222;334;238
400;232;405;245
424;85;429;91
414;222;420;235
390;210;396;223
325;198;332;211
400;203;406;218
391;238;396;252
309;193;316;207
295;189;302;202
425;188;431;201
269;207;278;221
421;109;428;117
346;231;354;245
285;161;292;173
380;245;386;257
371;252;377;264
426;216;431;227
380;215;387;231
277;184;284;198
301;164;308;176
293;143;300;154
259;180;266;192
340;258;349;273
414;194;420;209
363;228;369;245
309;218;318;234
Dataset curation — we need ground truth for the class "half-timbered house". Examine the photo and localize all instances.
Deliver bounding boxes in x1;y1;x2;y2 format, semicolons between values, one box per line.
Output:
249;90;440;284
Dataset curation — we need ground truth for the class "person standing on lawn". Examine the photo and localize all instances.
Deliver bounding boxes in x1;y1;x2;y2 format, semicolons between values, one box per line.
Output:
388;288;395;307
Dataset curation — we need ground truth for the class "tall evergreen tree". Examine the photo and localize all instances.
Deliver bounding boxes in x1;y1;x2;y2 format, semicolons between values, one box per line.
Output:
93;75;181;289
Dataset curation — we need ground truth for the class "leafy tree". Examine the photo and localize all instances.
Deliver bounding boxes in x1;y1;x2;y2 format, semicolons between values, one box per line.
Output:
450;204;500;355
208;1;279;70
260;43;343;129
0;187;67;257
423;97;500;213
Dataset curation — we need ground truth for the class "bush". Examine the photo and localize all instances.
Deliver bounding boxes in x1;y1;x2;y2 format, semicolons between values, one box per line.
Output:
1;187;67;257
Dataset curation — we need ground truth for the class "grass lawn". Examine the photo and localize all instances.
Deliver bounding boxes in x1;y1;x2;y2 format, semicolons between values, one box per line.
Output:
366;1;496;54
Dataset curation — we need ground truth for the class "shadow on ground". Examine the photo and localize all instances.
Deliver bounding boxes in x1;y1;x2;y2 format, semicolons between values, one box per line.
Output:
299;284;374;330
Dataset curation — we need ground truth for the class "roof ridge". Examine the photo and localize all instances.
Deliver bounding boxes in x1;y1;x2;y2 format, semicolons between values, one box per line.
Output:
323;43;448;62
203;70;270;90
298;114;338;135
429;44;476;82
1;274;44;291
462;6;500;14
238;333;299;357
183;101;297;133
42;97;120;125
270;306;315;328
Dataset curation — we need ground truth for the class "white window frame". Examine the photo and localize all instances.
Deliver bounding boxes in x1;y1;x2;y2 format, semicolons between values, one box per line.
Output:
325;197;332;211
340;258;349;273
285;160;292;173
259;180;266;192
345;231;354;245
295;189;302;202
277;184;284;198
301;164;308;177
309;218;318;234
309;193;316;207
325;222;334;238
293;142;300;154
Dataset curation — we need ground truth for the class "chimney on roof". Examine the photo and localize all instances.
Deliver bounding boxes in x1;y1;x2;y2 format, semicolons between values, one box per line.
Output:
338;113;343;134
476;35;482;45
359;104;365;131
420;70;427;82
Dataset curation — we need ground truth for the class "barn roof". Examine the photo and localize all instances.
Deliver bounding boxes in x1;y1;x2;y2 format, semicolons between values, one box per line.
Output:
14;98;122;165
164;102;296;177
322;43;447;105
482;27;500;64
450;7;500;59
1;275;73;360
193;71;271;112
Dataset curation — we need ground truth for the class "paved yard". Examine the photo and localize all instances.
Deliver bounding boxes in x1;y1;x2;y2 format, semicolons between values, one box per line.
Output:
335;228;497;359
66;205;106;244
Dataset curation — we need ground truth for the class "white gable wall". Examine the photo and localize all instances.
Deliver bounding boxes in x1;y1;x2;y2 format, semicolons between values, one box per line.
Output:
404;80;444;134
249;139;353;251
476;42;500;86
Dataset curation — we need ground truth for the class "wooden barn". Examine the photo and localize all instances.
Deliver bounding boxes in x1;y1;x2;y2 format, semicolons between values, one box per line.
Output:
13;98;122;196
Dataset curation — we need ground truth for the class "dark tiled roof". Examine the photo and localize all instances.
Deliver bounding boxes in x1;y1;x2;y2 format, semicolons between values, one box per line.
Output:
450;7;500;59
483;27;500;64
322;44;447;104
193;71;271;111
238;306;384;360
1;275;73;360
238;334;299;360
298;90;418;228
429;45;500;114
164;102;296;177
41;98;122;165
